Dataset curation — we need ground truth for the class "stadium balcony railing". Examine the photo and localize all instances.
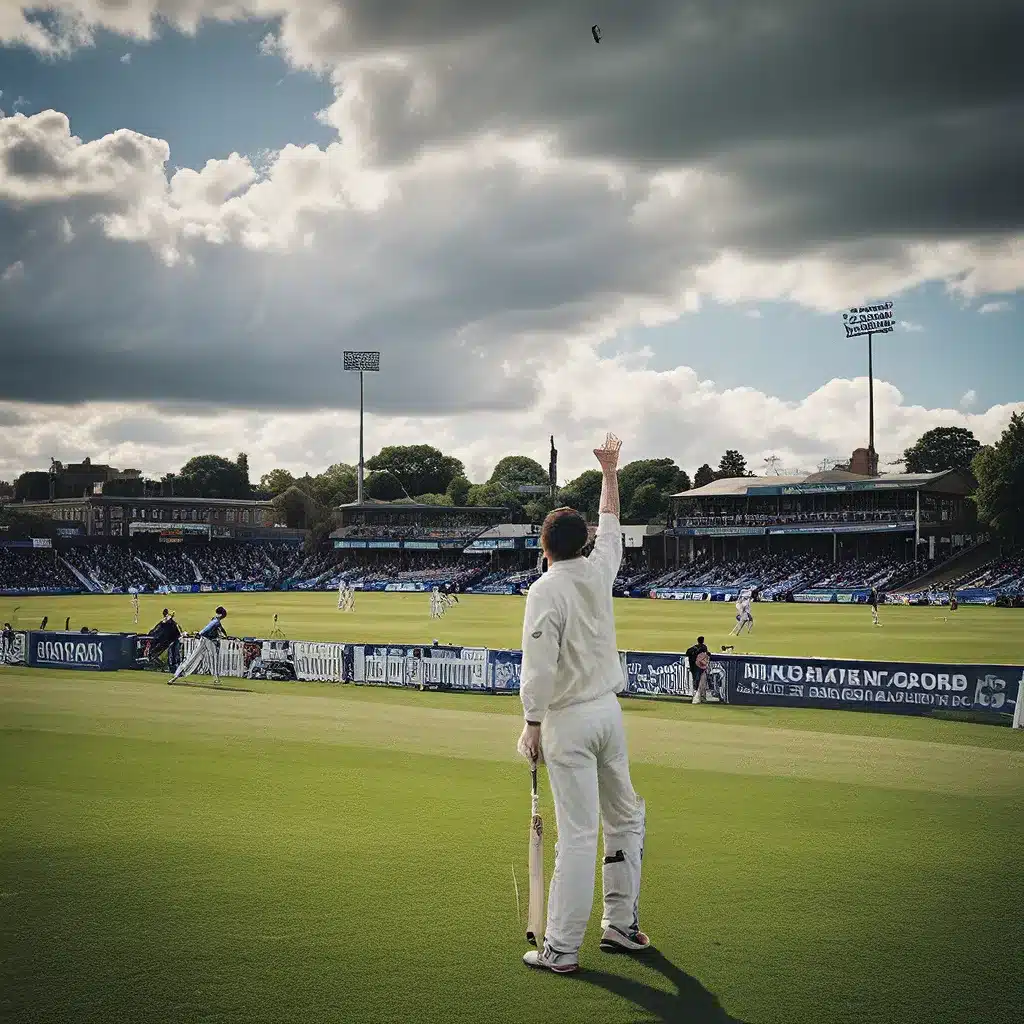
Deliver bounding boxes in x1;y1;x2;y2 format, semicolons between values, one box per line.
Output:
673;510;922;529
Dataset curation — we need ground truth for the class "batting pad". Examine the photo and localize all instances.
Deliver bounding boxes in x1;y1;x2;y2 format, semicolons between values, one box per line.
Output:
601;795;645;933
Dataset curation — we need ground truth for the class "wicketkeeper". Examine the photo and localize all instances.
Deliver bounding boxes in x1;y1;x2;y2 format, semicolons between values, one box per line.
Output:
169;606;229;685
516;433;649;975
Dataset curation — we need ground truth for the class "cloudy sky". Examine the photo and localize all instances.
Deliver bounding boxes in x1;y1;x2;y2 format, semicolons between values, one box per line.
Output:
1;1;1022;486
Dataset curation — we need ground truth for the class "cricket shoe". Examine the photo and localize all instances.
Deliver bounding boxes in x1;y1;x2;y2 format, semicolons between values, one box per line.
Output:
522;942;579;974
600;925;652;954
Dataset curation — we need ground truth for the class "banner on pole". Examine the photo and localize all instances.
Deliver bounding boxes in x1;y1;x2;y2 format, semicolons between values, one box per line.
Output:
843;301;895;338
343;350;381;372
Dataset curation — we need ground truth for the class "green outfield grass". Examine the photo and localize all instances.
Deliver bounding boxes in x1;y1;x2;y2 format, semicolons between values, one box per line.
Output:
2;595;1023;1022
2;591;1024;663
1;668;1022;1024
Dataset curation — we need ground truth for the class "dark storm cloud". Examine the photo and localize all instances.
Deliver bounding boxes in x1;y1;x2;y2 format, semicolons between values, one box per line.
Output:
327;0;1024;243
90;414;197;446
0;224;535;411
0;162;671;408
0;0;1021;414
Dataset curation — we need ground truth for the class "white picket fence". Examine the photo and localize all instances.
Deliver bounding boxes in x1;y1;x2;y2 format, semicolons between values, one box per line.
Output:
414;647;489;690
291;641;347;682
179;637;245;678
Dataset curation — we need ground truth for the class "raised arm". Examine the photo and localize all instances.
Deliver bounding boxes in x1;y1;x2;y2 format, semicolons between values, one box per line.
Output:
587;433;623;587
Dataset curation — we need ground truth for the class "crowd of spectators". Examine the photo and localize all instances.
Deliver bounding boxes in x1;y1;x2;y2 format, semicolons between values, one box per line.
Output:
646;554;799;593
468;567;541;593
135;542;305;588
332;556;487;590
641;554;920;599
3;542;1021;601
804;558;919;592
64;545;152;593
0;548;80;591
947;556;1024;596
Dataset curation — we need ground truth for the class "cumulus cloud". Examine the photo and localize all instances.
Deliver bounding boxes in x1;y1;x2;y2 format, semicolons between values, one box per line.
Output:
899;320;924;332
120;52;131;63
959;389;977;410
1;374;1020;487
978;299;1011;313
0;1;1021;479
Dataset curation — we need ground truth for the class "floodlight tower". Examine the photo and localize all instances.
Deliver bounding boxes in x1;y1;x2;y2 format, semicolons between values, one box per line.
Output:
841;301;895;475
343;351;381;504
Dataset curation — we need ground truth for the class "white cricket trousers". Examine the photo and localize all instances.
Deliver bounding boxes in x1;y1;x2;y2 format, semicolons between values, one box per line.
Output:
174;637;219;680
541;691;645;954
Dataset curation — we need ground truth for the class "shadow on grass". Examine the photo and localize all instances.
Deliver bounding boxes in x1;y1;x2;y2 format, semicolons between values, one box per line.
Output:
572;949;750;1023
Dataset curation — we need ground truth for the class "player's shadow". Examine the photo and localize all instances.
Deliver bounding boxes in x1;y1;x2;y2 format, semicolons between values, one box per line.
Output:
571;949;750;1023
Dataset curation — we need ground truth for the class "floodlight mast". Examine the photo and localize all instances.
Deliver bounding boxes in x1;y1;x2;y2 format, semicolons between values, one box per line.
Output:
841;302;894;476
343;351;381;504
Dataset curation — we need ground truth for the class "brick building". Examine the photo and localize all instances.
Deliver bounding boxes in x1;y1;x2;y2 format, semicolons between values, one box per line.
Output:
10;496;277;539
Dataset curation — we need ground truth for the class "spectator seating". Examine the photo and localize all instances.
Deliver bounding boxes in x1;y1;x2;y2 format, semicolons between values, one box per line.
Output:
945;556;1024;595
0;548;80;591
644;554;920;599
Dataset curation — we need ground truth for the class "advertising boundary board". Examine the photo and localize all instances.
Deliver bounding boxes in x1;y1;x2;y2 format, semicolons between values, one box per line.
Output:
8;631;1021;727
793;589;872;605
647;587;741;602
722;653;1022;721
25;631;135;671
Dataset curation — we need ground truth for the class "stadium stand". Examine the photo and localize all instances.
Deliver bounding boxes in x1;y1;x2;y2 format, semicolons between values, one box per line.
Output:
1;465;1018;606
641;554;921;599
468;567;540;594
0;548;80;592
64;545;153;593
804;558;919;591
946;556;1024;596
1;542;1021;601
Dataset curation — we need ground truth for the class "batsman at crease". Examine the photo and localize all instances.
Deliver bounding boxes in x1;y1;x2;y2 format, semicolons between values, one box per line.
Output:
516;432;649;974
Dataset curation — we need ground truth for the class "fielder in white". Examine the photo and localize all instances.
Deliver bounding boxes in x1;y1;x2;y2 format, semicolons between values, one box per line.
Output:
517;433;649;975
731;592;754;635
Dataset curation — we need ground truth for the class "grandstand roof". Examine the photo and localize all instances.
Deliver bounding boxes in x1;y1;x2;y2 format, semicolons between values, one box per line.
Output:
673;469;970;499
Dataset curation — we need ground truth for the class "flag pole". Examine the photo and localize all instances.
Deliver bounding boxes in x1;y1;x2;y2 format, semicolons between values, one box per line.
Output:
867;331;875;472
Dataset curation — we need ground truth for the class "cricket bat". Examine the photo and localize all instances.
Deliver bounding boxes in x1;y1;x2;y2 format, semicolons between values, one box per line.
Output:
526;763;544;946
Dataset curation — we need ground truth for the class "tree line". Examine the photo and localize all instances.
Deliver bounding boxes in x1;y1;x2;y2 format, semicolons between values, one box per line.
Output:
3;418;1021;544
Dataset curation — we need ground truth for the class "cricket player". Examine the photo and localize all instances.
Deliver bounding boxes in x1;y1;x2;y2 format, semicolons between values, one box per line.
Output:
517;433;649;975
169;606;228;685
0;622;14;664
731;592;754;636
870;588;881;626
686;635;710;703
